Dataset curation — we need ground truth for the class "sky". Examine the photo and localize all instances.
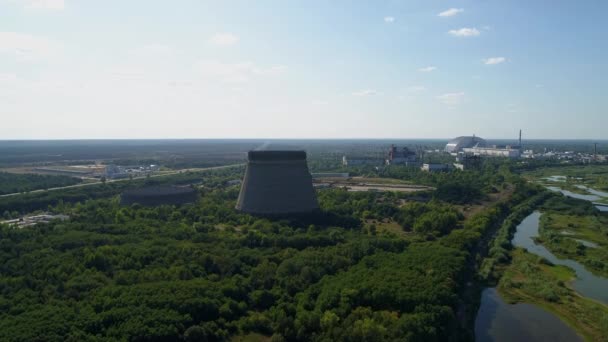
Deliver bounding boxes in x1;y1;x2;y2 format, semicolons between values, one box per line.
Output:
1;0;607;140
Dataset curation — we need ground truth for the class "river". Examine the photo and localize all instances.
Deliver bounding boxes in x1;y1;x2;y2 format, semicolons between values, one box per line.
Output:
475;210;608;340
512;211;608;304
475;288;582;342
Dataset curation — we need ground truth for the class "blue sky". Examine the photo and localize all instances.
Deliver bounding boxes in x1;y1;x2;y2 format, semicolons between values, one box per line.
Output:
1;0;606;139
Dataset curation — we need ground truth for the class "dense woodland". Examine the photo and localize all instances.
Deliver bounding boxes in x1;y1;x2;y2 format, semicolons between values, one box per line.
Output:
0;172;82;196
0;163;541;341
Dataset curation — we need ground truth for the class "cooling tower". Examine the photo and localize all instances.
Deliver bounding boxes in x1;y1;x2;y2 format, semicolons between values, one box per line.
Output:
236;150;319;215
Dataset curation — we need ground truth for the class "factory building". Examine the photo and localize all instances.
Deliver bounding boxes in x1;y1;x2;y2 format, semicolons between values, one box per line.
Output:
462;146;521;158
445;136;488;154
236;150;319;215
120;186;198;206
421;163;452;172
386;145;418;165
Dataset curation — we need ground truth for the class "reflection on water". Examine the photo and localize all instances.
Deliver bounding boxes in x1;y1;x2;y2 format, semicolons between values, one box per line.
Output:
574;184;608;198
512;211;608;304
546;186;601;202
475;288;582;342
545;182;608;211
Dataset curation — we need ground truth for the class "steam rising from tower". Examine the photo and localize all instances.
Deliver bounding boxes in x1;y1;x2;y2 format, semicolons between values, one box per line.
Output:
236;150;319;215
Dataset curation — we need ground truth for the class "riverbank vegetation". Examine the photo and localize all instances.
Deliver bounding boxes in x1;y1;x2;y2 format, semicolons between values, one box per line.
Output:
497;249;608;341
482;185;608;341
522;164;608;195
479;190;553;282
537;197;608;277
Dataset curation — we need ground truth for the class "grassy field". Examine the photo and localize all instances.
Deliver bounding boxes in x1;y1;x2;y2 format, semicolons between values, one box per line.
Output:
497;248;608;341
538;212;608;277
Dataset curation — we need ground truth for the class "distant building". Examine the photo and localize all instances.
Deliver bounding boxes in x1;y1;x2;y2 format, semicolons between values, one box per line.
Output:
445;136;487;154
386;145;418;165
454;154;482;170
421;163;452;172
1;213;69;228
105;165;129;179
462;146;521;158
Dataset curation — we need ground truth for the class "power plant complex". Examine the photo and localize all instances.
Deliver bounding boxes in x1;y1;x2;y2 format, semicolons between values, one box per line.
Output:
445;131;523;159
236;150;319;215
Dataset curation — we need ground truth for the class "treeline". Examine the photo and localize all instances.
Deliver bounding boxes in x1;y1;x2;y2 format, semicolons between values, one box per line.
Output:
0;172;81;196
479;189;553;281
0;167;244;216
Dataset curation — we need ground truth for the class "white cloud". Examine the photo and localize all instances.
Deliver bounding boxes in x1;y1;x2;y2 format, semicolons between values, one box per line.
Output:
384;16;395;23
418;66;437;72
352;89;378;97
0;31;60;60
195;60;286;83
438;8;463;17
7;0;64;10
483;57;506;65
436;92;465;105
448;28;480;37
208;33;239;46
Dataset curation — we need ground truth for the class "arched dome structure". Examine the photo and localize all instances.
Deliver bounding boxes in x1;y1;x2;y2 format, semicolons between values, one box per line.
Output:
445;136;487;153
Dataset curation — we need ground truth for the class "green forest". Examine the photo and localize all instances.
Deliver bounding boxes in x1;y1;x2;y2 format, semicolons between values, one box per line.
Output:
0;164;538;341
0;172;82;196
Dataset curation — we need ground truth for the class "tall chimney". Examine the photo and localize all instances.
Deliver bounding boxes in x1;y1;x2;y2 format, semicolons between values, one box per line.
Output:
595;143;598;161
519;129;522;147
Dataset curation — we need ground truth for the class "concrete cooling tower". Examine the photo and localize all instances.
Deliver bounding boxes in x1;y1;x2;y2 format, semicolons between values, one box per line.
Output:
236;150;319;215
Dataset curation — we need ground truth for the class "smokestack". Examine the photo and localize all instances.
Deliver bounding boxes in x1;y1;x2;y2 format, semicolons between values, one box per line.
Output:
595;143;598;161
519;129;522;148
236;150;319;215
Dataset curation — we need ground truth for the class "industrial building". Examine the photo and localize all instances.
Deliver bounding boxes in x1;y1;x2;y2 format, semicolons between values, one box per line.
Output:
421;163;452;172
236;150;319;215
462;146;521;158
446;131;523;159
1;213;69;228
120;186;198;206
445;136;488;154
386;145;418;165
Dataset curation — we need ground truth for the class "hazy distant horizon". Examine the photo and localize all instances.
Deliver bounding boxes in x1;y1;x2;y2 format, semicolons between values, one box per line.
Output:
1;137;607;143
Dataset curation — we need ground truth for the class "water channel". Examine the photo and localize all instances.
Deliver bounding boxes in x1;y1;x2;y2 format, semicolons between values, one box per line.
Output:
475;288;582;342
476;196;608;339
476;178;608;340
511;211;608;303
